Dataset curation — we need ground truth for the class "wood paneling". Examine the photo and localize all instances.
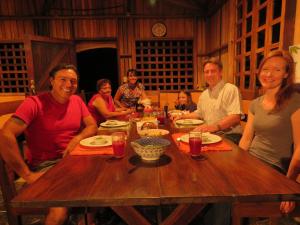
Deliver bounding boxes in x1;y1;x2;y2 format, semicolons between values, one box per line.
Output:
0;21;34;40
2;0;297;100
30;38;76;91
294;0;300;44
73;19;117;39
204;1;230;54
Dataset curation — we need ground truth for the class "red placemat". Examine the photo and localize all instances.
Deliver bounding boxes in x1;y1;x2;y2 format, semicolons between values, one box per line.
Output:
172;133;232;154
70;144;113;156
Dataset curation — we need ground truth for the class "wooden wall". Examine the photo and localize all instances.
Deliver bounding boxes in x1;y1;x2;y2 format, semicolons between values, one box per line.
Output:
0;0;235;109
202;1;232;83
0;0;210;90
294;0;300;45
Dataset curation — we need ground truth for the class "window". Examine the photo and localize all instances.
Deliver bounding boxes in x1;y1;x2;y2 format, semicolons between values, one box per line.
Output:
135;40;193;91
234;0;289;99
0;43;29;93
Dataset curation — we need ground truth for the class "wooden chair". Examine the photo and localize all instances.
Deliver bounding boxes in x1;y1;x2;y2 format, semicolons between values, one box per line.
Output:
0;99;46;225
0;99;87;225
232;202;300;225
0;155;49;225
145;89;160;109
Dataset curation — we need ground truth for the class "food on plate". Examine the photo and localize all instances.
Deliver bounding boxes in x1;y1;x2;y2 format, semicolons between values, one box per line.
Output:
104;120;118;125
139;129;169;137
91;136;108;145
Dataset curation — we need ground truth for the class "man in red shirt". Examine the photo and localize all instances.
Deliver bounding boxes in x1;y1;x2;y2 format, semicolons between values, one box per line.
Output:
0;63;97;225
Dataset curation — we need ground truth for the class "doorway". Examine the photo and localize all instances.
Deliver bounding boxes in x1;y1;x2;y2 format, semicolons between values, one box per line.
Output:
76;48;119;102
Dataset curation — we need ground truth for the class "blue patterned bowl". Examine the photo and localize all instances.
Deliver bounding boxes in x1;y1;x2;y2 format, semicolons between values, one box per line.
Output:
131;137;170;161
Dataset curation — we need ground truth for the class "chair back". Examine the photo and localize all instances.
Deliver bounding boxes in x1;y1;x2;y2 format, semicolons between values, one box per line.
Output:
0;154;20;225
145;89;160;109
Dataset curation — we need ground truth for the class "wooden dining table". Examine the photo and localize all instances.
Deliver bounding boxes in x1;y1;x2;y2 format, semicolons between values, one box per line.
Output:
11;119;300;225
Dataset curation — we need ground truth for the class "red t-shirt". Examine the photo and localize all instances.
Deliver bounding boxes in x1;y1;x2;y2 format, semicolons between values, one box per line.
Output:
14;92;90;167
87;93;115;125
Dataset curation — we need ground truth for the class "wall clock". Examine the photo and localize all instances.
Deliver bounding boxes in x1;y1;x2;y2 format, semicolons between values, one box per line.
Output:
151;22;167;37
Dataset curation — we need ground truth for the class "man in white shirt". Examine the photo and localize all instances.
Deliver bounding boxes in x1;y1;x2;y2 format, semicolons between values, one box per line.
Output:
175;57;242;225
177;57;242;144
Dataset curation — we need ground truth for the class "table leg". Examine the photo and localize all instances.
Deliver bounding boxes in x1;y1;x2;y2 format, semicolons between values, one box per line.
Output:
111;206;151;225
160;203;206;225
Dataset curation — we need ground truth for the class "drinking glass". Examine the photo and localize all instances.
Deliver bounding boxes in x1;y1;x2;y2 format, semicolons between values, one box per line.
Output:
189;131;205;160
157;110;165;125
112;132;126;158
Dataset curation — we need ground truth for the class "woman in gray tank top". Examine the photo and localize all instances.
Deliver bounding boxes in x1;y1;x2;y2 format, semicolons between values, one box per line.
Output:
239;50;300;215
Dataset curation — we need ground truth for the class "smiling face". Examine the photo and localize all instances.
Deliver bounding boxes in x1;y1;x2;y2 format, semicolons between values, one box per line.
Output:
99;82;112;96
178;92;188;105
203;63;222;88
50;69;78;104
127;71;138;85
259;56;288;91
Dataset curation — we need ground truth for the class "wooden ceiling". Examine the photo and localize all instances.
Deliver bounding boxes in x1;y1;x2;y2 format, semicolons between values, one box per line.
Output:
155;0;228;16
0;0;228;19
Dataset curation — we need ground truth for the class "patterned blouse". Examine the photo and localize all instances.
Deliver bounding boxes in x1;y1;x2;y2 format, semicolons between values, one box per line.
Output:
117;83;144;107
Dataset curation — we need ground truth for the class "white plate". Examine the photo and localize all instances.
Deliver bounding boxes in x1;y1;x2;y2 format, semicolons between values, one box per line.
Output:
80;135;112;147
175;119;204;126
180;133;222;145
100;120;129;128
138;129;169;137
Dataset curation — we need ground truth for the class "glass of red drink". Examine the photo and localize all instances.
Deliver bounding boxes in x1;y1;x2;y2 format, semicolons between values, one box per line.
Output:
112;132;126;158
157;110;165;125
189;131;205;160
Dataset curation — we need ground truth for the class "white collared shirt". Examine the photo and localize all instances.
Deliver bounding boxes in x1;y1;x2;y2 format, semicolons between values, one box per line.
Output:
195;80;242;133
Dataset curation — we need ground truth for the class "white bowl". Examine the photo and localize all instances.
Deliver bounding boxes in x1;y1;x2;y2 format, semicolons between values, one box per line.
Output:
131;137;170;161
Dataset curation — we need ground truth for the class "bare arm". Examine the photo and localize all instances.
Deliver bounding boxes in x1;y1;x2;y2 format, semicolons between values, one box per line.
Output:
280;108;300;214
140;89;147;100
64;115;97;155
0;117;41;183
173;111;201;121
193;114;241;133
239;111;255;151
286;108;300;180
93;97;132;120
114;88;125;108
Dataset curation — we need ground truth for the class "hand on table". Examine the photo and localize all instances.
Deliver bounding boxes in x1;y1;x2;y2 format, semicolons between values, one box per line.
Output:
193;124;219;133
24;171;45;184
171;114;183;121
63;136;81;157
280;201;295;214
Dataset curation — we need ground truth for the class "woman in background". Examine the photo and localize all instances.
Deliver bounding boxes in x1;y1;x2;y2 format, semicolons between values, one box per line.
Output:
88;79;132;125
175;90;197;112
239;50;300;215
114;69;147;108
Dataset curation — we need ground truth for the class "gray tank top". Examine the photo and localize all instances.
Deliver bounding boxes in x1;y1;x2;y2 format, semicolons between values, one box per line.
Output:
249;93;300;171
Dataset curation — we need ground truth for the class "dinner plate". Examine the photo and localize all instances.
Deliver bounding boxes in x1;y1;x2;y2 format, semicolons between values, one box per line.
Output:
179;133;222;145
100;120;129;128
175;119;204;126
80;135;112;147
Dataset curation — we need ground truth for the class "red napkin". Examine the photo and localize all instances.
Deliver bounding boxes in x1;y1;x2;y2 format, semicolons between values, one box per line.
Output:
70;144;113;156
172;133;232;154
